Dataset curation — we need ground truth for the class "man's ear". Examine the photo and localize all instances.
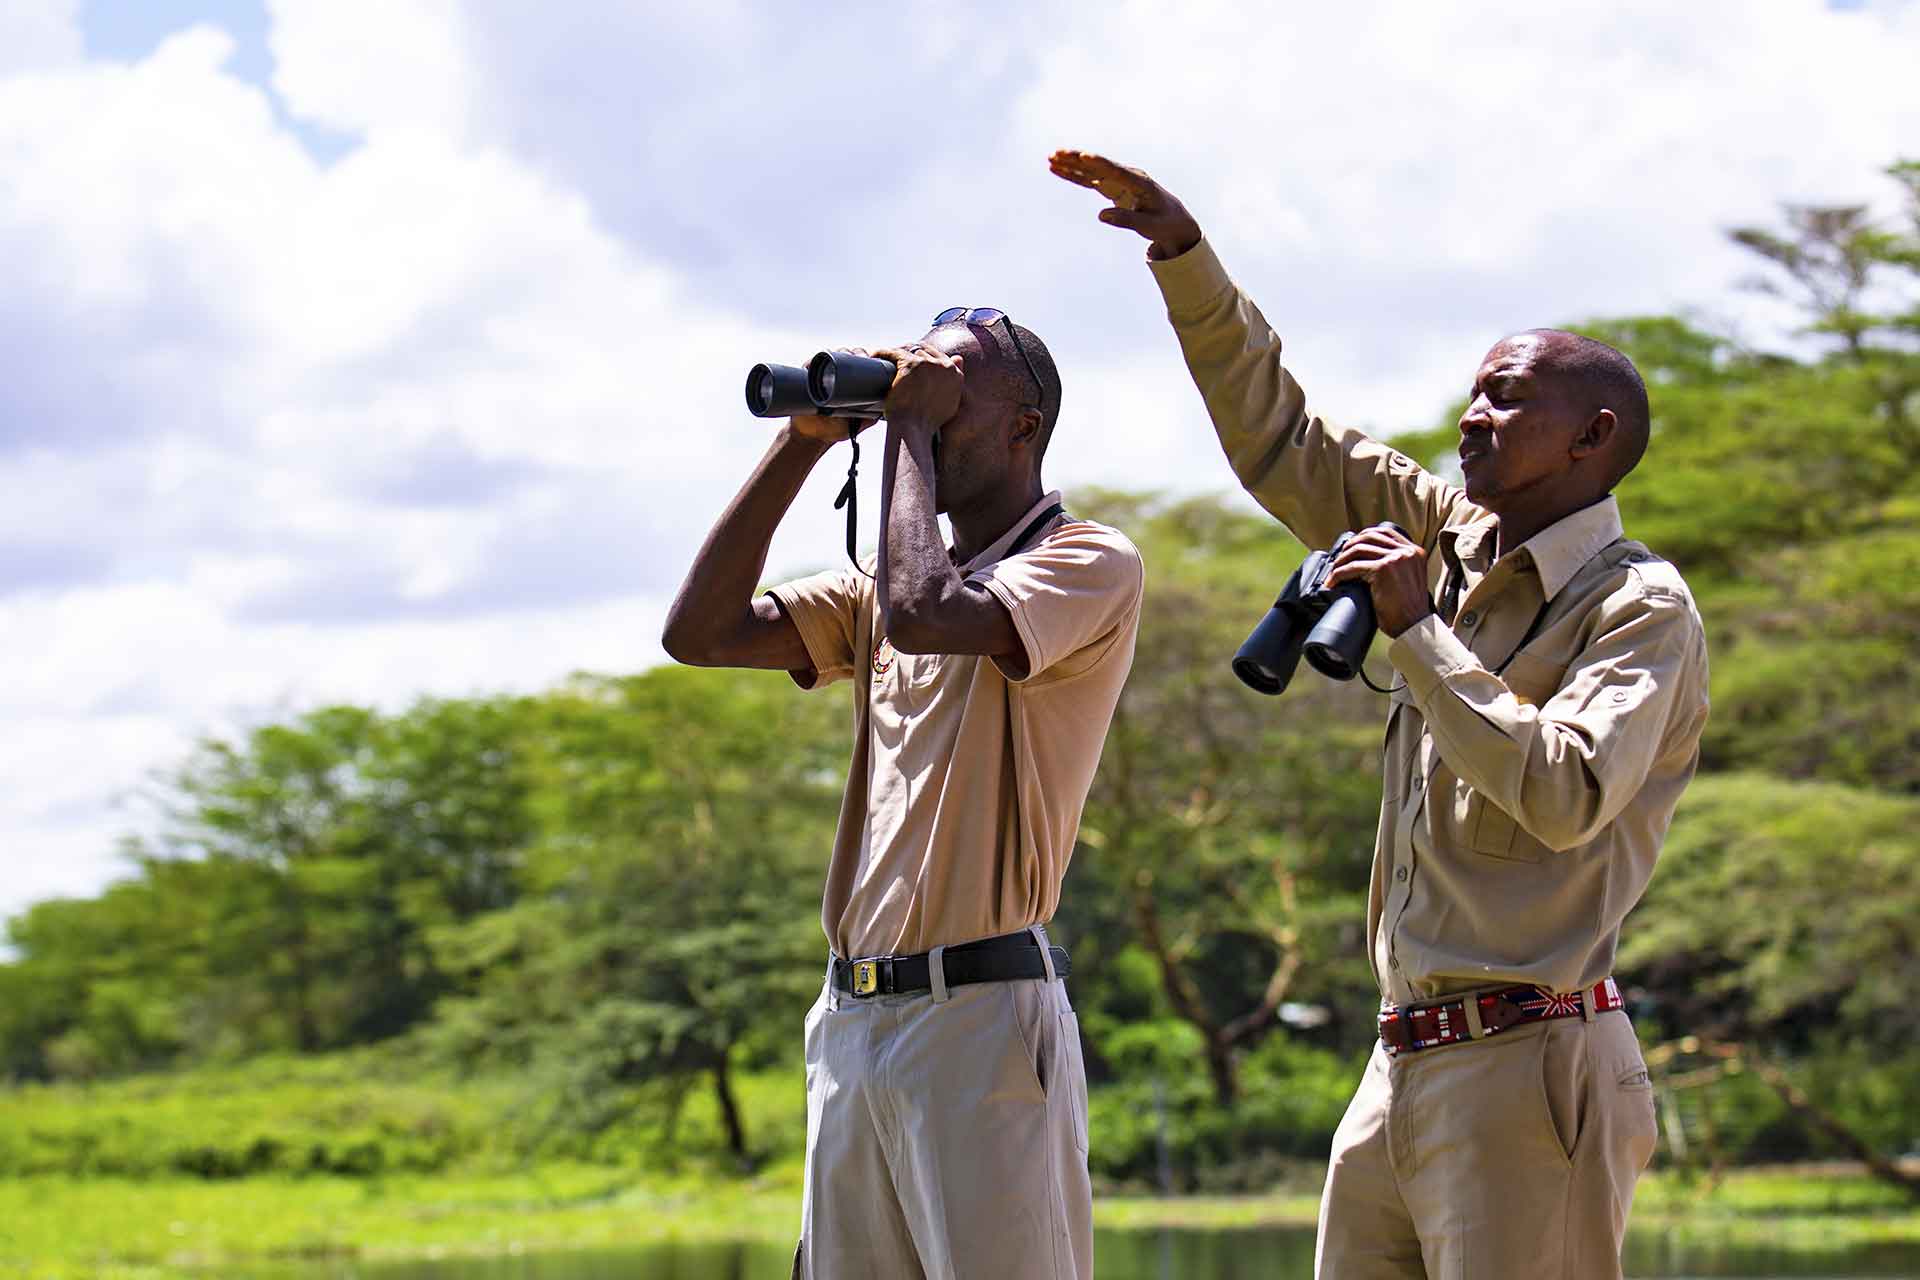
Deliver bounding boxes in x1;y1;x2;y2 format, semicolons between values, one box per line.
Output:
1571;408;1617;461
1009;406;1044;449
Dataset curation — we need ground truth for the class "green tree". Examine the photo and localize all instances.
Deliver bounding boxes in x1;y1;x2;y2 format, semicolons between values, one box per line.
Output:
1728;158;1920;434
1;697;540;1077
142;699;537;1053
1064;493;1380;1106
425;666;842;1165
1622;773;1920;1050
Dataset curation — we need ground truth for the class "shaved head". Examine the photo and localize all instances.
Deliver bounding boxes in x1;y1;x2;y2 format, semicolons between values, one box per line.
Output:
1006;322;1062;446
1521;329;1651;489
930;318;1063;457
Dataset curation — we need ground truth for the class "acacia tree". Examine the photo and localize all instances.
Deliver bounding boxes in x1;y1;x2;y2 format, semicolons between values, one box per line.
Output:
1731;203;1892;360
1729;158;1920;433
426;665;843;1165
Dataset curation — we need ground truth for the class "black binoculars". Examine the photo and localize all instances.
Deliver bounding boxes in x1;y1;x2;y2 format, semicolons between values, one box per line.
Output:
1232;524;1406;695
745;352;897;420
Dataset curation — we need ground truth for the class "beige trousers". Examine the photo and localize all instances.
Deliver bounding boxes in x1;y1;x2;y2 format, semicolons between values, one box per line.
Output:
1315;1010;1658;1280
794;933;1092;1280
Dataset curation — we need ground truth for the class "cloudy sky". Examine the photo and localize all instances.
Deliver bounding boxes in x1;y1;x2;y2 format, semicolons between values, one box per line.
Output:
3;0;1918;924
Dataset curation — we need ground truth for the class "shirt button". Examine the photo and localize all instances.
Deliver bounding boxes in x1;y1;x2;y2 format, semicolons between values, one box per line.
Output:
1458;610;1478;627
1410;774;1424;792
1395;867;1410;882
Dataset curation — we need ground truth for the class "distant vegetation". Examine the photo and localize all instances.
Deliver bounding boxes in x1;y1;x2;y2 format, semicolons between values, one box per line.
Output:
4;162;1917;1194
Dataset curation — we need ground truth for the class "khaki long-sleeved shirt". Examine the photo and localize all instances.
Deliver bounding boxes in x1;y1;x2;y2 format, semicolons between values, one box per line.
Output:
1150;240;1710;1005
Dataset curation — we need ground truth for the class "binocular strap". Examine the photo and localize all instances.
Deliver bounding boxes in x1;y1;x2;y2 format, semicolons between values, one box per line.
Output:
836;425;872;578
833;421;1063;580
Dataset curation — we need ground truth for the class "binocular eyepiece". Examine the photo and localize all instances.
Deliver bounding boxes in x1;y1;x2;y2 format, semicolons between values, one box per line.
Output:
746;352;897;419
1232;524;1407;695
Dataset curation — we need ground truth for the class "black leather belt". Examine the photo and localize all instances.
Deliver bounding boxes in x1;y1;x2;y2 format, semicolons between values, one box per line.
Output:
831;930;1071;998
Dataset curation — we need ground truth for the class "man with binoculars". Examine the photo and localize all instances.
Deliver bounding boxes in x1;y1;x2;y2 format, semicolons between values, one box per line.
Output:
663;313;1142;1279
1055;151;1709;1280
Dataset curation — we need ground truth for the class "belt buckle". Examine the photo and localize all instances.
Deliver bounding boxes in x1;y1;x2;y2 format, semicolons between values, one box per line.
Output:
850;958;887;997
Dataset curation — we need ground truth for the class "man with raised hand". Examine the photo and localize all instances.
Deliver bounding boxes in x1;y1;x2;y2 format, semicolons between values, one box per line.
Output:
663;310;1142;1280
1053;149;1707;1280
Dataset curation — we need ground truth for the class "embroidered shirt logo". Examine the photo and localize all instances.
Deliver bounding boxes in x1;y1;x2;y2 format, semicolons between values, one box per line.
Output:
872;635;896;675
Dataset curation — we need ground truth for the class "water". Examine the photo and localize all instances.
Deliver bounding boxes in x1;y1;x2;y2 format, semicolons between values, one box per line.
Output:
221;1225;1920;1279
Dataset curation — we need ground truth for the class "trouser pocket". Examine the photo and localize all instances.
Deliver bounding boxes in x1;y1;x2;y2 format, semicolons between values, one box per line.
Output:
1059;1005;1090;1155
1537;1020;1587;1167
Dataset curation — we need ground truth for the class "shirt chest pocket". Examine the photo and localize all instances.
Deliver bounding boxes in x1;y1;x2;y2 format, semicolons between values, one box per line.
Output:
1455;652;1569;862
871;634;946;693
1451;776;1534;862
895;650;946;691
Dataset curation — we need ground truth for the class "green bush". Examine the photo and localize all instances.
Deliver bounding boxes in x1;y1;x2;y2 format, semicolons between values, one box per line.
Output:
0;1052;507;1179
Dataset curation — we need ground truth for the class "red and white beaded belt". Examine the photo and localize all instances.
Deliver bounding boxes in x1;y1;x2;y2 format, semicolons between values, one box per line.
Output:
1378;977;1624;1057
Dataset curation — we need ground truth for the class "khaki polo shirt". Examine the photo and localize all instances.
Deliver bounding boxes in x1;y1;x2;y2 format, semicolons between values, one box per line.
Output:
1151;239;1710;1004
768;491;1144;960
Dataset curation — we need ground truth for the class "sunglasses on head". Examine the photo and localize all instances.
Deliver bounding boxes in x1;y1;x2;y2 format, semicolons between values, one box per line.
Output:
931;307;1045;409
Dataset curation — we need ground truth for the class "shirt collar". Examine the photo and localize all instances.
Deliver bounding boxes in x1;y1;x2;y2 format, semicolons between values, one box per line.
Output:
955;490;1066;573
1439;508;1498;574
1441;495;1624;601
1521;496;1625;600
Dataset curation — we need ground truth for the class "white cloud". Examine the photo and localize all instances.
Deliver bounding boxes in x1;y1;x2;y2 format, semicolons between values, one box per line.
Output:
1008;0;1920;428
1;0;1918;924
265;0;473;140
0;11;854;923
0;0;80;76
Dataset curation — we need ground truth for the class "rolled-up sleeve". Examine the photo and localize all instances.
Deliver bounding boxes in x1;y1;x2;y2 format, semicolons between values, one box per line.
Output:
1387;573;1706;852
1149;238;1468;553
765;566;865;690
969;526;1144;684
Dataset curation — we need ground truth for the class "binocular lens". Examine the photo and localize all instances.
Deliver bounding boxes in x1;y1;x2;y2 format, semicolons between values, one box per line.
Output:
745;363;815;418
747;366;775;414
1231;605;1303;696
1301;589;1375;681
807;352;896;408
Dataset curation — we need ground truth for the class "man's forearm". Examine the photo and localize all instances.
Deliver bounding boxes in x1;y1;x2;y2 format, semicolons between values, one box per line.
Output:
661;425;829;662
876;419;962;645
1386;591;1700;852
1150;241;1462;553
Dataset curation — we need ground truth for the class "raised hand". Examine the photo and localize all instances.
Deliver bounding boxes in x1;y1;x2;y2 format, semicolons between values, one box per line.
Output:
874;345;965;436
1048;149;1203;260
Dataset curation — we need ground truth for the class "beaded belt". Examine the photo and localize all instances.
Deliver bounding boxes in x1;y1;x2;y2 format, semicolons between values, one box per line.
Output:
1378;977;1624;1057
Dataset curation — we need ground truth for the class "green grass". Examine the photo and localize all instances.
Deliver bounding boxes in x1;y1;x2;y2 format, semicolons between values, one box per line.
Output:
1628;1165;1920;1255
0;1165;1913;1279
2;1055;1915;1277
1637;1164;1920;1217
0;1162;805;1279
